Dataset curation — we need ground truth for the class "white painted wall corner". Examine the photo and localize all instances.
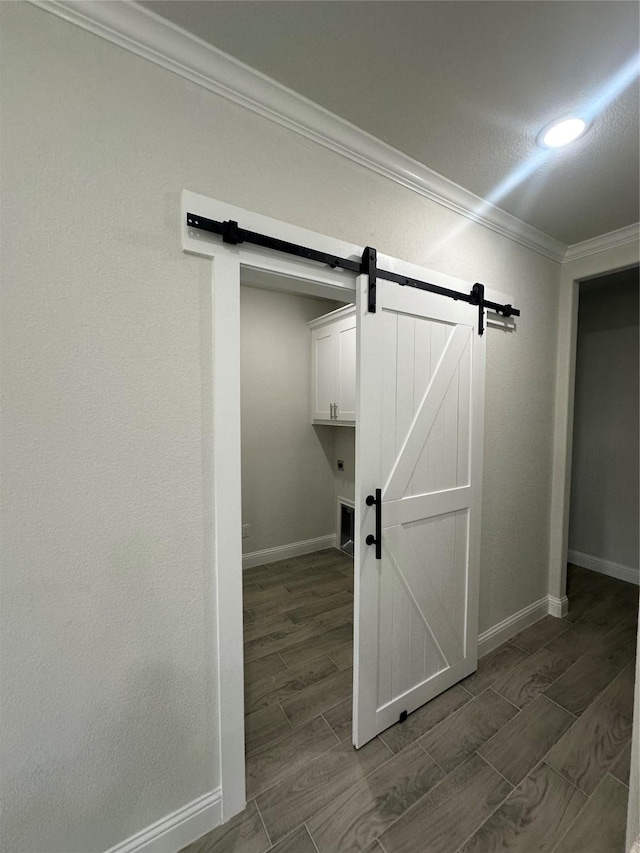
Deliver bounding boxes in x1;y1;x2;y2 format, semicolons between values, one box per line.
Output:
547;594;570;618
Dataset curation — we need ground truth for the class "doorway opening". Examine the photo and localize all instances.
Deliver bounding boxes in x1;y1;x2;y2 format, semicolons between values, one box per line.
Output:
566;265;639;589
182;189;507;820
238;276;356;802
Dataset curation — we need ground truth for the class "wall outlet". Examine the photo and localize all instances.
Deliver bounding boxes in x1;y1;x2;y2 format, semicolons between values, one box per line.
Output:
242;524;249;539
337;459;345;471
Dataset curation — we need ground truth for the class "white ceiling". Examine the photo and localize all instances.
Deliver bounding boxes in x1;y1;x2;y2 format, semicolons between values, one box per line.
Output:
142;0;639;247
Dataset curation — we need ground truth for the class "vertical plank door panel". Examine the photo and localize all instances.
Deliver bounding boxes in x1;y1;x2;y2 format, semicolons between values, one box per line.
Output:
354;277;485;746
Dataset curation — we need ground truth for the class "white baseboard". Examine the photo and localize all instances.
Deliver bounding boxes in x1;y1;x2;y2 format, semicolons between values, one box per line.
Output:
242;534;337;570
104;789;221;853
547;594;569;618
568;550;639;586
478;597;550;657
110;588;577;853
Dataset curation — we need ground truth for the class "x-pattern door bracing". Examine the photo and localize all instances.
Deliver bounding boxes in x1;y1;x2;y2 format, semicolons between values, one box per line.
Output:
354;278;485;747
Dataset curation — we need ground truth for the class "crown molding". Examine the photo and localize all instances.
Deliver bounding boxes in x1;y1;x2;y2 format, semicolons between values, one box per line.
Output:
32;0;568;261
563;222;640;263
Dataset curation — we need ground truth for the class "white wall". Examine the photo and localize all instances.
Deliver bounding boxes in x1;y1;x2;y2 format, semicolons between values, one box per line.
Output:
1;4;563;851
569;269;639;574
240;287;339;554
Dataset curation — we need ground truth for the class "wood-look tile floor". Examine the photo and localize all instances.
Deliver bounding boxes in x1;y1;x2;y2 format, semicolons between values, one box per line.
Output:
182;554;638;853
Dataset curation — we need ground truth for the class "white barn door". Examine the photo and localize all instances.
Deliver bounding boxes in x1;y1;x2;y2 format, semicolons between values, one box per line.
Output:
353;272;486;747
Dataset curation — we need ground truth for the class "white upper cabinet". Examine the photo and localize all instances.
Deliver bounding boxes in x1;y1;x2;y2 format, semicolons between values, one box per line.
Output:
308;305;356;425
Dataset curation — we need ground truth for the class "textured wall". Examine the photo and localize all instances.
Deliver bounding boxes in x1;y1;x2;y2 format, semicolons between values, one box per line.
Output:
1;4;561;851
240;287;339;554
569;270;639;570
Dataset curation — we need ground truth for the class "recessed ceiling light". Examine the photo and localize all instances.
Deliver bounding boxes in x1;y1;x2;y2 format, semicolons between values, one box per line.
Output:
537;117;588;149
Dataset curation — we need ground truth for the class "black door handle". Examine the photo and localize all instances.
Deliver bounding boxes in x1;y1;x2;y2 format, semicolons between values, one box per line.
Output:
365;488;382;560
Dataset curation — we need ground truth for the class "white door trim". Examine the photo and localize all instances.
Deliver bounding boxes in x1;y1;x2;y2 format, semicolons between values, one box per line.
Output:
181;188;514;819
547;241;639;606
182;190;358;820
209;246;245;823
547;242;640;853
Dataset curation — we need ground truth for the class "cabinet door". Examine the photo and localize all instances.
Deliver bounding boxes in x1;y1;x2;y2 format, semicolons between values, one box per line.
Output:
311;327;336;421
335;316;356;423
